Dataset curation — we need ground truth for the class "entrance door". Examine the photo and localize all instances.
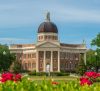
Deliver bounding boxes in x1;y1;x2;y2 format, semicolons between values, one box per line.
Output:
46;64;50;72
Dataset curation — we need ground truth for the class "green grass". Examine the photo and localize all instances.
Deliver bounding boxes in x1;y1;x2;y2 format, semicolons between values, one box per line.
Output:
29;76;79;81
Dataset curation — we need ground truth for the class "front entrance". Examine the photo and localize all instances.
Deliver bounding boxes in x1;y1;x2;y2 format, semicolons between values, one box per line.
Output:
46;64;50;72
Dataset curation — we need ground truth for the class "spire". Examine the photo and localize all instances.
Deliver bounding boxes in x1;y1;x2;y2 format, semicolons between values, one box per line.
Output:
45;12;50;22
82;39;86;45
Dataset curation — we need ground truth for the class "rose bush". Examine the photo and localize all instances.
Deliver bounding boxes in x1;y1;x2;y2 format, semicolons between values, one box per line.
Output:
0;72;21;82
80;71;100;86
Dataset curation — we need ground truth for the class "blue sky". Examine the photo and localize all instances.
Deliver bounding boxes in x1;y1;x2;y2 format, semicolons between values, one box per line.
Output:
0;0;100;49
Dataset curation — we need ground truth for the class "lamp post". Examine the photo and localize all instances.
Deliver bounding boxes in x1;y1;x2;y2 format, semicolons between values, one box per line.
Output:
95;52;98;72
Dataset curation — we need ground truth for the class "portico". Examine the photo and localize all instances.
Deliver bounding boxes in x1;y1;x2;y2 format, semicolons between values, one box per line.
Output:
36;48;60;72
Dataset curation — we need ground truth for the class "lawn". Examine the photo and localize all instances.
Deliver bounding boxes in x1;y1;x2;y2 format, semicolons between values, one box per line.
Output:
29;76;79;81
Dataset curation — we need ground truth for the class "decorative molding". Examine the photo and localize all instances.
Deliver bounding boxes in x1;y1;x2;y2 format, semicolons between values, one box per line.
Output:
36;41;60;48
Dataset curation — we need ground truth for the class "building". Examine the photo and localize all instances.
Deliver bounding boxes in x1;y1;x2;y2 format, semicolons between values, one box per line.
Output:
9;12;87;72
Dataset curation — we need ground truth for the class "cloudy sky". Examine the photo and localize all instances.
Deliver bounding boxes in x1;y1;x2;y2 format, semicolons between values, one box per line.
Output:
0;0;100;49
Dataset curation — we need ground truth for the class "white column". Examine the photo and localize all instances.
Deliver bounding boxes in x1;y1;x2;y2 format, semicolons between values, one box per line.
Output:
84;53;86;65
58;51;60;72
36;51;39;72
50;51;53;72
43;51;46;72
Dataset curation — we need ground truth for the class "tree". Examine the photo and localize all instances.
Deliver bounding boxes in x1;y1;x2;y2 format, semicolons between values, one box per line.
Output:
75;54;87;75
91;33;100;72
0;44;16;72
86;49;96;71
13;60;22;73
91;33;100;47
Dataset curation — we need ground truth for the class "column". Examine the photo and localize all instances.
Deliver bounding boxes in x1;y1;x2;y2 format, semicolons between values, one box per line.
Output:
50;51;53;72
84;53;86;65
43;51;46;72
58;51;60;72
36;51;39;72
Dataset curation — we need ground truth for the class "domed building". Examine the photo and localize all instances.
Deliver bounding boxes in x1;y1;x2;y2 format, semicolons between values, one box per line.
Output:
9;12;87;72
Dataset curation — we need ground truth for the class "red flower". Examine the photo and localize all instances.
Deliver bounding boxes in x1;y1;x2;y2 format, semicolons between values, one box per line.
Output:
14;74;21;81
0;72;22;83
84;71;97;78
1;72;13;82
80;77;93;86
52;81;59;85
97;73;100;77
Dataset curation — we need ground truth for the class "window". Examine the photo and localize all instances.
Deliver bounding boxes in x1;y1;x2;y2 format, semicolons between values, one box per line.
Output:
24;54;26;59
46;51;51;59
48;36;51;39
66;63;68;68
39;51;44;58
28;54;29;58
53;63;57;68
17;45;22;48
32;63;35;68
40;63;42;67
25;63;28;70
45;36;48;40
53;51;58;59
32;53;36;58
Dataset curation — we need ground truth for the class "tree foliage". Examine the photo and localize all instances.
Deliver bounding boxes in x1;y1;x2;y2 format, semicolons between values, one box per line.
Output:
91;33;100;47
91;33;100;71
76;54;86;75
0;44;16;72
13;60;21;73
86;49;95;65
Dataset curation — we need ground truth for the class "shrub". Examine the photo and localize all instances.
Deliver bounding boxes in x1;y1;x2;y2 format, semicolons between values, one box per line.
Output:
28;71;69;76
80;71;100;86
0;72;22;82
36;72;46;76
50;72;69;76
28;70;36;76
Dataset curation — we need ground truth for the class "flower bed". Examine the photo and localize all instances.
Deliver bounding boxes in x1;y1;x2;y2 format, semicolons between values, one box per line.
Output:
80;71;100;86
0;72;21;82
0;72;99;91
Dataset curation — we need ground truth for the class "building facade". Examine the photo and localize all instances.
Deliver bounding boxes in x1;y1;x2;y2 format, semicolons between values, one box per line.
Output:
9;12;87;72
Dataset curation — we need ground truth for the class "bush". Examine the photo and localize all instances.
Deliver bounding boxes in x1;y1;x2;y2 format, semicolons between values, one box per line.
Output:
28;70;36;76
50;72;69;76
95;77;100;82
36;72;46;76
28;71;70;76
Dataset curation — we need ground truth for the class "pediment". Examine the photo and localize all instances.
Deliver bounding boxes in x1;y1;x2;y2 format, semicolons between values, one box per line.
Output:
37;42;60;48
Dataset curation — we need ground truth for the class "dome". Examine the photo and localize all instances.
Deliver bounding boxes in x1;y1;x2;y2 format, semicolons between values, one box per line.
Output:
38;12;58;33
38;22;58;33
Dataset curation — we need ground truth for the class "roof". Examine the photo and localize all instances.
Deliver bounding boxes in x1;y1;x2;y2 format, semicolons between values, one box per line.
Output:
38;22;58;33
9;44;35;49
60;43;86;49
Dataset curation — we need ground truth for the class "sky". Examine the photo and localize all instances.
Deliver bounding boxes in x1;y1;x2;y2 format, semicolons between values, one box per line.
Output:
0;0;100;49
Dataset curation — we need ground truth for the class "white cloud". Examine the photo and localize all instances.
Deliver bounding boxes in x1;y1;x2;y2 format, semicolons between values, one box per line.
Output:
0;0;100;28
0;38;34;44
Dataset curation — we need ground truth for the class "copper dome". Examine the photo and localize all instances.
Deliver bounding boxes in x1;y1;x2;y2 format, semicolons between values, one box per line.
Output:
38;22;58;33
